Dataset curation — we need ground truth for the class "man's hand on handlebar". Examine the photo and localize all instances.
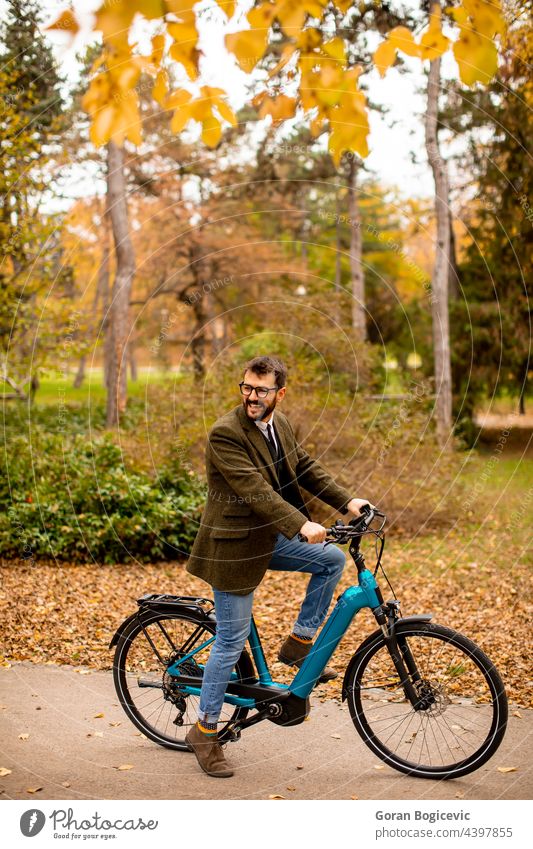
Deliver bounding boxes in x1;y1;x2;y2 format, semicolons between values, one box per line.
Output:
298;520;327;544
346;498;375;517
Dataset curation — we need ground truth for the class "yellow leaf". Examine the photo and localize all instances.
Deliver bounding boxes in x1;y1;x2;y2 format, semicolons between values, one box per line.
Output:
166;88;192;110
90;105;116;147
95;4;135;51
27;786;43;793
167;18;200;81
215;0;236;18
258;94;296;122
170;104;193;134
0;767;12;777
61;782;71;788
419;8;450;61
151;34;166;66
93;712;104;719
18;733;30;741
152;70;169;105
45;10;79;36
268;794;286;799
201;114;222;147
390;26;421;58
225;29;268;73
373;38;397;77
136;0;166;19
453;28;497;85
322;37;346;64
331;732;341;739
116;764;134;770
462;0;505;37
497;766;517;773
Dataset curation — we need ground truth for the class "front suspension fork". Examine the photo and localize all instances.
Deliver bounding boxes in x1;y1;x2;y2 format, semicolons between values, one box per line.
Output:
373;602;429;709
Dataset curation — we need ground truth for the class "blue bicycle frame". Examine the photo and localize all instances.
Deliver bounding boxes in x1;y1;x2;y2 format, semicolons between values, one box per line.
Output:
165;567;382;708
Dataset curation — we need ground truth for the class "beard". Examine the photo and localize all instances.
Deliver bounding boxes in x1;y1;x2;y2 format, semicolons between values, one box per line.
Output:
243;395;276;421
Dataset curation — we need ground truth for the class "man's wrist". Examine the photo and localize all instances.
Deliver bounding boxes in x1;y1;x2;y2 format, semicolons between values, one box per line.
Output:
339;498;355;515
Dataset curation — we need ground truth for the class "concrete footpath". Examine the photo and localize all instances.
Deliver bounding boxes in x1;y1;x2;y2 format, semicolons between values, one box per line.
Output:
0;663;531;801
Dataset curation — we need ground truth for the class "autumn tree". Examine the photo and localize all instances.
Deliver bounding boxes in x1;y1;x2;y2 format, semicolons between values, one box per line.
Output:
446;8;532;431
0;0;67;401
47;0;506;429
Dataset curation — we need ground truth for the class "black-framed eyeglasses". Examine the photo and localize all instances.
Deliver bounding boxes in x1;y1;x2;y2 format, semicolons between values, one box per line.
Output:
239;382;279;399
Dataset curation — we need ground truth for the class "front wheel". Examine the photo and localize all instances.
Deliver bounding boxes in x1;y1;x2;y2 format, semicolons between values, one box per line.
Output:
345;622;508;779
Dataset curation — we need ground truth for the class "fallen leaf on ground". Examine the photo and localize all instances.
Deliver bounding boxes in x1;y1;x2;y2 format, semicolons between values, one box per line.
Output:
512;711;522;718
331;733;341;739
296;765;303;770
93;712;104;718
351;795;358;800
27;786;43;793
286;786;295;791
109;722;121;727
115;764;134;771
497;766;517;773
61;782;71;788
0;768;12;777
18;733;29;741
268;794;285;799
374;765;385;770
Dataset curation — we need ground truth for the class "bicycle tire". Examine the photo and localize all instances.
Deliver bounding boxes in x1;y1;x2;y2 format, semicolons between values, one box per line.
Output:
113;609;254;750
345;621;508;779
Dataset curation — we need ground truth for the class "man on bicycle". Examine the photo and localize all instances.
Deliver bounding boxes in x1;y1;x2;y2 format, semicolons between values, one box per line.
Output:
185;355;372;777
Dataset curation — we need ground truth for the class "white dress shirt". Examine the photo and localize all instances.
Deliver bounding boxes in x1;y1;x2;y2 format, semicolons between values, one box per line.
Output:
254;410;279;454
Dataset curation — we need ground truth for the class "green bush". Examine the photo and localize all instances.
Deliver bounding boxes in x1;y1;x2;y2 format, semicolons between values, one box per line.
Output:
0;426;206;564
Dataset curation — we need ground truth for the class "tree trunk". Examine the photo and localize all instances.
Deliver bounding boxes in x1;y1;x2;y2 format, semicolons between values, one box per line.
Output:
105;141;135;427
73;355;86;389
129;344;138;381
334;190;343;322
348;158;366;339
425;45;453;447
448;210;460;299
191;296;206;377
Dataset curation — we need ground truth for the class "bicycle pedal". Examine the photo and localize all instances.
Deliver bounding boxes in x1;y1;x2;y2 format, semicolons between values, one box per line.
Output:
227;725;241;742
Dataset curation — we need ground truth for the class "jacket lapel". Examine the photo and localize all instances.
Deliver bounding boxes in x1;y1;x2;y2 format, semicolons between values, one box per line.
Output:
236;404;280;482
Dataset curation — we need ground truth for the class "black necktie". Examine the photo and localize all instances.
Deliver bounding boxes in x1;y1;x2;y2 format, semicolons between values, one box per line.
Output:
266;423;279;458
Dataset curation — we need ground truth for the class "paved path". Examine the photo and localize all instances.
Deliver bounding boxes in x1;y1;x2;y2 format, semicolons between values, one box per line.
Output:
0;663;531;800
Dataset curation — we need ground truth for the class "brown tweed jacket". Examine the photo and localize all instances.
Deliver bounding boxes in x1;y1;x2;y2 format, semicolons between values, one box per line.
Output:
186;404;352;595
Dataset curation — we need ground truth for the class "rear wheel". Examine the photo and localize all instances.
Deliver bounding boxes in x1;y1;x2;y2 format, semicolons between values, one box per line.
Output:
346;622;508;778
113;611;253;750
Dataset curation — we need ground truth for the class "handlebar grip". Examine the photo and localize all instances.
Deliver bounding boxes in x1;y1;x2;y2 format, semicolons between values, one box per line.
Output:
298;533;308;542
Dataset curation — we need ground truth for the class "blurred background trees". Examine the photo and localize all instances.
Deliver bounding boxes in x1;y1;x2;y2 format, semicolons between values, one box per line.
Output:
1;0;530;563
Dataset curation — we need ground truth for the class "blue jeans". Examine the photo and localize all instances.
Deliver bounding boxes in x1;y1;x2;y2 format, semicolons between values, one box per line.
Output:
198;533;345;723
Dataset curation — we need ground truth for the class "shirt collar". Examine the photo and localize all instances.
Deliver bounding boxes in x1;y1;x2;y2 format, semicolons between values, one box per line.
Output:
254;410;275;432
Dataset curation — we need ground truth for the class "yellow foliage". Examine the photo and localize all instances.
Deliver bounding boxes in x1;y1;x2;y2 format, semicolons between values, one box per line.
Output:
166;86;237;147
45;10;79;36
167;13;200;81
254;93;297;122
419;8;450;61
450;0;504;86
61;0;505;158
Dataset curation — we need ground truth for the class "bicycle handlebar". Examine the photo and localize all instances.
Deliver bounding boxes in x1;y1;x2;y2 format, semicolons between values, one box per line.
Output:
297;503;385;543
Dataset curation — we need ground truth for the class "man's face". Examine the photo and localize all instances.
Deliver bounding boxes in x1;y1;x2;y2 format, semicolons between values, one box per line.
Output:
241;369;286;421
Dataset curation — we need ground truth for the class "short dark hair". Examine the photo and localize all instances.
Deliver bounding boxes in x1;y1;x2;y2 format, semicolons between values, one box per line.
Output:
243;355;287;388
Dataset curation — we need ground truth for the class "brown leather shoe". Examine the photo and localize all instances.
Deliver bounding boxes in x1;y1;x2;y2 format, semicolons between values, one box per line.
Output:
278;635;338;682
185;723;234;778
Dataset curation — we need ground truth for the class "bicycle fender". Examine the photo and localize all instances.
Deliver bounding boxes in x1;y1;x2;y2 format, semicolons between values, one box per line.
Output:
109;611;142;649
340;614;433;701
